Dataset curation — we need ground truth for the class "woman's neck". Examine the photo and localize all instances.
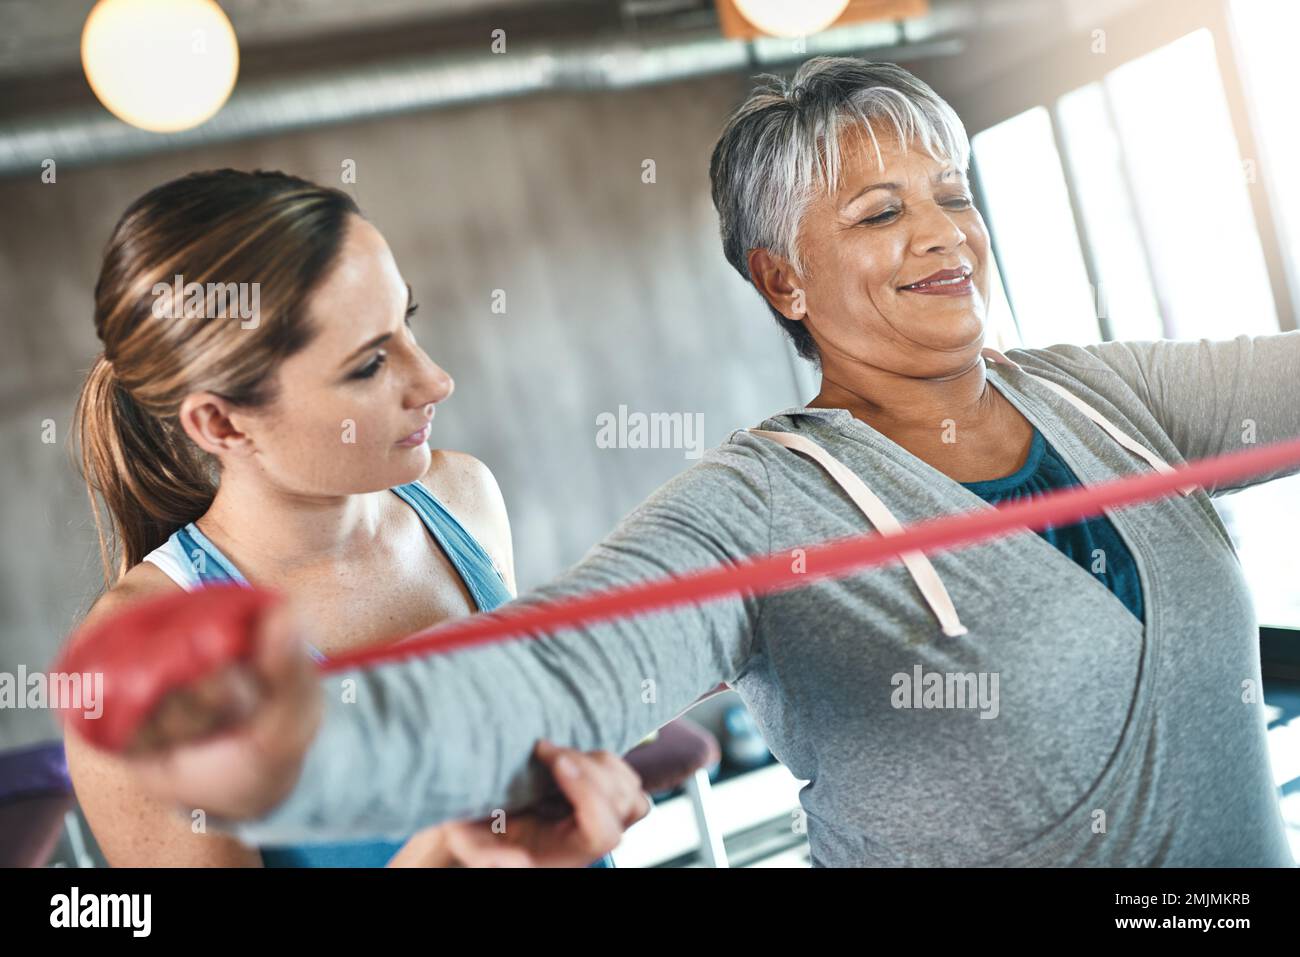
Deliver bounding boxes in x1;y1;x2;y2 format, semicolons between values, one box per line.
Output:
810;353;997;442
196;472;392;575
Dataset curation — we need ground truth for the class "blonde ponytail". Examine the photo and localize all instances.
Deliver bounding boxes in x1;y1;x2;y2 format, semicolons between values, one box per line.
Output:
73;353;215;587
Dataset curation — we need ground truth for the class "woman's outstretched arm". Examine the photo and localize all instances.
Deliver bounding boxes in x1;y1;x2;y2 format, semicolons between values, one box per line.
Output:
1080;331;1300;495
124;439;773;845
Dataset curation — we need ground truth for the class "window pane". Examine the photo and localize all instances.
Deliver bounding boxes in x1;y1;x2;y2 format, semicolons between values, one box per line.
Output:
972;106;1100;347
1230;0;1300;317
978;218;1022;349
1104;28;1277;338
1056;82;1165;340
1214;475;1300;629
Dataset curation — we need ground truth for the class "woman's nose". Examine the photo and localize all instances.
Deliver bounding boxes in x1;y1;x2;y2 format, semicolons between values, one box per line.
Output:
410;354;454;409
912;200;967;253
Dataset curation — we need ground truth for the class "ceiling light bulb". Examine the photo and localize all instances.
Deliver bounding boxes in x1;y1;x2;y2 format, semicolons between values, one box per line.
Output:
732;0;852;37
81;0;239;133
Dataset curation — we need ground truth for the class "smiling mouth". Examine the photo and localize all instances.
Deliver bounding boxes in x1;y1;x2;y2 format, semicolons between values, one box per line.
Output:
899;269;973;291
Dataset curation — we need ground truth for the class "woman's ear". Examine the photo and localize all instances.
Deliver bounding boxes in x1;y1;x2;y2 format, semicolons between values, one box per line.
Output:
746;248;807;321
177;393;255;459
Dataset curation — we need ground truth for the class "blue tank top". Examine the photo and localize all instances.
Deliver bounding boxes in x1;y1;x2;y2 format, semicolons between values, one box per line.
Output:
958;426;1145;625
146;480;614;867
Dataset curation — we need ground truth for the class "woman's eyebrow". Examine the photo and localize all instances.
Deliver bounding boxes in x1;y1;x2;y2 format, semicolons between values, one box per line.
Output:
839;168;967;210
339;285;412;368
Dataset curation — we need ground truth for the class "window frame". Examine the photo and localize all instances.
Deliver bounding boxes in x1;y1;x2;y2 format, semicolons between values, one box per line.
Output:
952;0;1296;337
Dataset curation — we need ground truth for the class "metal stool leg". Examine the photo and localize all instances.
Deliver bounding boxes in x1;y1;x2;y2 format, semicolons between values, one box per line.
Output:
685;767;728;868
64;810;95;868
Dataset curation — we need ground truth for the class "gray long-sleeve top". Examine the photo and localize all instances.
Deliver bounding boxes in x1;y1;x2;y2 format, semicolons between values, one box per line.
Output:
228;333;1300;866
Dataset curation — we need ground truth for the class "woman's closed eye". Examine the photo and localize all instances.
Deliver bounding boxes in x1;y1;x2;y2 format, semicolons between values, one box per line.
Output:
860;195;974;225
350;351;387;380
348;301;420;381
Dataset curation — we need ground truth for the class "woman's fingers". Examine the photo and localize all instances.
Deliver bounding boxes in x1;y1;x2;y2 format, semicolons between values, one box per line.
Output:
440;823;535;867
122;665;253;755
539;741;652;828
246;600;321;756
534;741;647;855
122;600;305;755
585;749;653;827
251;599;310;687
399;742;657;868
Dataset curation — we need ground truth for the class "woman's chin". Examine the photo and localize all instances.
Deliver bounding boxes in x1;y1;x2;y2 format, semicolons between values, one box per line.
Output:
922;314;985;350
290;444;433;496
391;441;433;483
902;325;983;355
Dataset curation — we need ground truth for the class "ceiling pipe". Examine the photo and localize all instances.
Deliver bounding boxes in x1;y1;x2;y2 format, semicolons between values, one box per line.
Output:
0;16;968;177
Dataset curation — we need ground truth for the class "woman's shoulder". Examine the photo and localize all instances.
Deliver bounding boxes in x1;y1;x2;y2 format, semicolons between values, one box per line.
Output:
417;449;515;591
718;409;847;467
1000;338;1208;391
419;448;498;497
78;560;184;638
417;449;508;527
592;427;780;534
1004;341;1121;377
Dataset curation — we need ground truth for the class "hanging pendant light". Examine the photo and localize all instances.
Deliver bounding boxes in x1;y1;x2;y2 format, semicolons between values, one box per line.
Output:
731;0;852;37
81;0;239;133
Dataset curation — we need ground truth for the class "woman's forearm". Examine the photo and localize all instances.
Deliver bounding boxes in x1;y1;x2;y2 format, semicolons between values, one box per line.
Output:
220;444;772;846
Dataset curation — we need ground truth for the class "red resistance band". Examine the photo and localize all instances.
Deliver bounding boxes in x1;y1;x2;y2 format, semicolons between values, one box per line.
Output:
54;433;1300;752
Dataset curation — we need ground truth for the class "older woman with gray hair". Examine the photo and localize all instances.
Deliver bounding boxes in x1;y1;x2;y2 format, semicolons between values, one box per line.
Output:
118;56;1299;867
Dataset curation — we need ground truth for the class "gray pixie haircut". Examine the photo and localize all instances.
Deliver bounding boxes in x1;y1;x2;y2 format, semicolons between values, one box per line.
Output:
709;56;972;364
